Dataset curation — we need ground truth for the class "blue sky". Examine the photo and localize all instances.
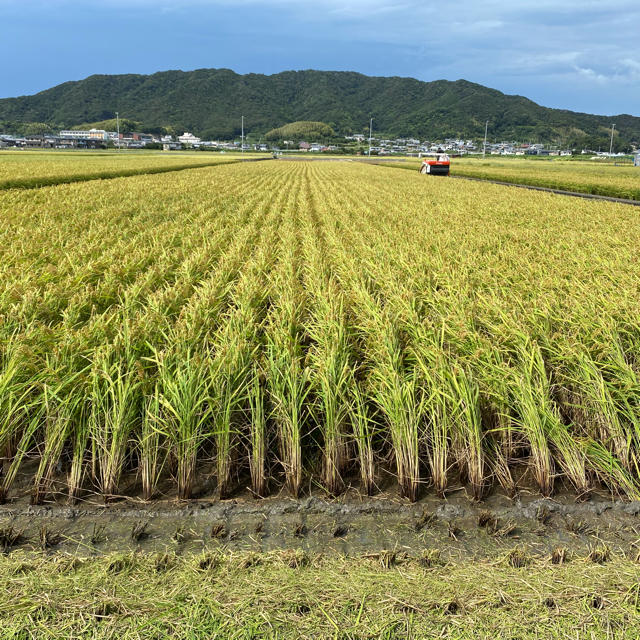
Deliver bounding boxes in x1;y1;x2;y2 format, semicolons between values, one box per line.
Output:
1;0;638;115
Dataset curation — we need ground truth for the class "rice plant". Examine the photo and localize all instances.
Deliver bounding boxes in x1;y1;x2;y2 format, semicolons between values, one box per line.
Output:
0;336;39;502
209;330;252;500
307;298;352;496
32;382;84;504
89;346;141;501
266;336;310;498
139;388;165;501
369;320;424;502
446;366;485;500
153;348;211;500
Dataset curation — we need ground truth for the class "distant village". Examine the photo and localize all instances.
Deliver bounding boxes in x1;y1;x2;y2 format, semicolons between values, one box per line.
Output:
344;134;578;156
0;127;634;158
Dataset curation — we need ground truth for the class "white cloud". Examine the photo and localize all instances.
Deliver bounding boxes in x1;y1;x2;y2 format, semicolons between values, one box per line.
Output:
574;67;610;84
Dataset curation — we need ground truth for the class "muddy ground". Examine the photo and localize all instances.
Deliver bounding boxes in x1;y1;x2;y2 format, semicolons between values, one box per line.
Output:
2;486;640;560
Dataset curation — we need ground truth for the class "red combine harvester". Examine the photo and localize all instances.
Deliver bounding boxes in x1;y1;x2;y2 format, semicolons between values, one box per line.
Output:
419;152;450;176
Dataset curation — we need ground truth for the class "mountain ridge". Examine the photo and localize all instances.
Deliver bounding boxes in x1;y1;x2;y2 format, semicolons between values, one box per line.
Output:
0;68;637;149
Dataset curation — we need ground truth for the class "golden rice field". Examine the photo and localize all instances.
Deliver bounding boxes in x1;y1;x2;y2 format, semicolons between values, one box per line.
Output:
2;159;640;506
0;150;251;189
452;157;640;200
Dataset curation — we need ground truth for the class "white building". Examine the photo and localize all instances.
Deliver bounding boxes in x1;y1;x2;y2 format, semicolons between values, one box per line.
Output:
59;128;109;140
178;132;201;145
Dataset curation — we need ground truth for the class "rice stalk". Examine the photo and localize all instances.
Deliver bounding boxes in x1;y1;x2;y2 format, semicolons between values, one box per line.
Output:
348;374;376;496
446;366;485;500
248;365;268;497
139;387;166;502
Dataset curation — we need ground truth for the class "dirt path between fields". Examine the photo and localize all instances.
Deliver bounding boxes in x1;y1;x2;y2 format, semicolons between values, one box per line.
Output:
2;490;639;560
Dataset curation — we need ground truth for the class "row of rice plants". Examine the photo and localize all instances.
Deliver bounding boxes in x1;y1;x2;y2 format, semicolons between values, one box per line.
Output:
86;168;280;502
298;175;355;496
262;170;311;497
311;169;431;500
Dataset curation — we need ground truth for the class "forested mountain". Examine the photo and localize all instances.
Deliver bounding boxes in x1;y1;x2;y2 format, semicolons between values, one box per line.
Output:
0;68;638;149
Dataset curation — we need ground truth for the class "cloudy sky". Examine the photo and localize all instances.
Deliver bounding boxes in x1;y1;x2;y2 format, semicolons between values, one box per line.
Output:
1;0;638;115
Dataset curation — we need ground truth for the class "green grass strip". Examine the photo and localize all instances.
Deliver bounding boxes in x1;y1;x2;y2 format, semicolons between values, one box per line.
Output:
1;550;638;639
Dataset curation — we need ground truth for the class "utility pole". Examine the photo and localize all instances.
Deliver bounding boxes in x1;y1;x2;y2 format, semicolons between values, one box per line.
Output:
609;123;616;156
116;111;120;151
368;117;373;157
241;115;244;155
483;120;488;159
